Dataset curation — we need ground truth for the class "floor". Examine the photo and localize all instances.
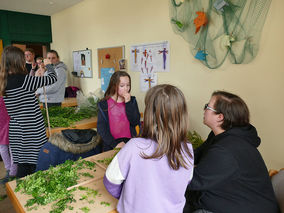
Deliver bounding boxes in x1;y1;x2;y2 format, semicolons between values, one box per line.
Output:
0;160;16;213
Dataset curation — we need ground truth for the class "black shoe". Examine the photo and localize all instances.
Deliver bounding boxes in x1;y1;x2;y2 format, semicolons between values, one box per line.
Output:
0;171;9;185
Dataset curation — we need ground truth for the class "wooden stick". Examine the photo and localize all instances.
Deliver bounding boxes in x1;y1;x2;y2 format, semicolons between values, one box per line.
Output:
67;176;103;191
43;86;51;137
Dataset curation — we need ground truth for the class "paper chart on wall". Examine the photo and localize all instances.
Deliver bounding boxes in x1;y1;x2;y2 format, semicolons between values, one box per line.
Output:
140;72;158;92
101;68;115;93
130;41;170;73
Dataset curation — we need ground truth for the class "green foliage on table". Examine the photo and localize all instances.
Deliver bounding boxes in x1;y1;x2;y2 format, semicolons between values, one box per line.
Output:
187;130;204;149
15;159;96;212
80;206;90;213
77;96;99;118
101;201;111;207
41;106;93;128
97;148;120;166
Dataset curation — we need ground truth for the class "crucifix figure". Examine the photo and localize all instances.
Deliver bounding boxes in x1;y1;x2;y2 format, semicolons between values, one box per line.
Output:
158;48;168;70
144;76;154;89
143;49;148;57
131;48;139;64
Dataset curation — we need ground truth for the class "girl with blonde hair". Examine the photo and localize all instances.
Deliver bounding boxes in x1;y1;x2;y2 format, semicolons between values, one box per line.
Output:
104;84;194;213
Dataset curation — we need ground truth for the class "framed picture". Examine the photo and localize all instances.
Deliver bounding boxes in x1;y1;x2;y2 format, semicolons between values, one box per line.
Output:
119;59;127;71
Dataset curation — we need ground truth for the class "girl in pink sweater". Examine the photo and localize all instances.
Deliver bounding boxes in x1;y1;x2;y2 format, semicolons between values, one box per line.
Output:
0;97;17;183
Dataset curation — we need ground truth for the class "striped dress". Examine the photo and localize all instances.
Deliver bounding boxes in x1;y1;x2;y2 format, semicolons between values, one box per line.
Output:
3;64;57;164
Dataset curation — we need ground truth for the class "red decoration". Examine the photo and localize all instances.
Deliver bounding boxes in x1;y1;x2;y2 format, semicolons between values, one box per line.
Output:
194;11;208;34
105;54;111;59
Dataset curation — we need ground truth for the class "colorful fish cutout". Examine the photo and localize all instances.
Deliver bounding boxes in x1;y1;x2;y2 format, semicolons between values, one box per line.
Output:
220;34;235;47
194;11;208;34
214;0;229;12
171;18;184;30
195;50;208;61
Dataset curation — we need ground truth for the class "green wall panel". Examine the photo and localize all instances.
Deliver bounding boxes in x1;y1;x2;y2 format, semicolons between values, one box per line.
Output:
0;10;52;46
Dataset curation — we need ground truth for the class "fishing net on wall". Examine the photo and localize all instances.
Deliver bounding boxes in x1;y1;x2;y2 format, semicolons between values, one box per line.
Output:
169;0;271;69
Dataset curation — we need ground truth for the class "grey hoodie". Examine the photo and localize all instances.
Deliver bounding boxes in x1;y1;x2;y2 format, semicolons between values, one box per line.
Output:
37;61;67;103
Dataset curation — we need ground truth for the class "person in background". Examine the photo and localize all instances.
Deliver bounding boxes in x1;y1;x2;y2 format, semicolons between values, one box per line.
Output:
0;97;17;184
24;48;37;75
184;91;279;213
36;50;67;107
0;46;57;178
35;56;45;76
97;71;140;151
104;84;194;213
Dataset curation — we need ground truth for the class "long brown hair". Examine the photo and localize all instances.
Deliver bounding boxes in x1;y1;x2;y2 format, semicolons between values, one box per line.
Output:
141;84;193;170
103;71;131;101
0;46;27;96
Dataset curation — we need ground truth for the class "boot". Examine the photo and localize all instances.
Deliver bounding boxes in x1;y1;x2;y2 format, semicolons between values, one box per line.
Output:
0;170;9;184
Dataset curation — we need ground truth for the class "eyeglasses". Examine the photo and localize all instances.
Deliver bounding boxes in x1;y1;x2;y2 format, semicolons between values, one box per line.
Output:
204;103;217;113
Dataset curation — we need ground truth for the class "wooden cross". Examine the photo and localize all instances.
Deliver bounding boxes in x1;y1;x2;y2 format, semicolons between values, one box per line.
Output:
144;76;154;89
158;48;168;70
143;49;147;57
131;48;139;64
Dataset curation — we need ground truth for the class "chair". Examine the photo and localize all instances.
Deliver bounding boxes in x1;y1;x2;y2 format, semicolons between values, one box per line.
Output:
270;168;284;212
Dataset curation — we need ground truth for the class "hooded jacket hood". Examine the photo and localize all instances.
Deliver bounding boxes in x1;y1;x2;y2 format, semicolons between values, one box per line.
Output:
222;124;261;148
55;61;67;71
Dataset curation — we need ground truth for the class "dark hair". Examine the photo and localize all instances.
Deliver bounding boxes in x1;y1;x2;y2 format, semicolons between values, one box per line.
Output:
142;84;193;170
103;71;131;100
47;50;59;58
212;91;250;130
36;57;43;61
25;48;35;55
0;46;27;96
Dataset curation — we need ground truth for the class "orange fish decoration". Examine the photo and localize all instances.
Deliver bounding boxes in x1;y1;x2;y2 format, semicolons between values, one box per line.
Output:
194;11;208;34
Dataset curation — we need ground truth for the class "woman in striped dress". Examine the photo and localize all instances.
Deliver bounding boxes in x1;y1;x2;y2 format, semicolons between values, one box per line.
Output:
0;46;57;178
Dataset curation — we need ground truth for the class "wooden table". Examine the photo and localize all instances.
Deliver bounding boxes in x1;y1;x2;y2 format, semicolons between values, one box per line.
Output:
6;150;119;213
40;97;78;109
46;117;97;138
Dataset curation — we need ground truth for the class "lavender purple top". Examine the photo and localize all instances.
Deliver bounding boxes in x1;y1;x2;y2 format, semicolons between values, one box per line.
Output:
103;137;194;213
0;97;10;145
107;98;131;139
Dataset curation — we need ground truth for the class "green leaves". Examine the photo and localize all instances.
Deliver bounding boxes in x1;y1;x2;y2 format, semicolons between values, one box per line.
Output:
15;159;96;212
97;148;120;166
187;130;204;149
41;106;93;128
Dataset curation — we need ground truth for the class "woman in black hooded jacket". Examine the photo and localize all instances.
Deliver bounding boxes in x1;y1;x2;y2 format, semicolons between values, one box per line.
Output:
184;91;279;213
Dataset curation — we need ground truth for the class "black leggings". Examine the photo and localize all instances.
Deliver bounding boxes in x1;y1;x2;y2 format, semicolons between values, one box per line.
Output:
16;163;36;178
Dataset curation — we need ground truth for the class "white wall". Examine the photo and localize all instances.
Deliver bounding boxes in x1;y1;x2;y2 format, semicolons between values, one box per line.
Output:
51;0;284;169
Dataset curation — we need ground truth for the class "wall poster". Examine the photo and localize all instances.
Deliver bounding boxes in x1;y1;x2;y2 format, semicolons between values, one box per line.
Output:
72;49;92;78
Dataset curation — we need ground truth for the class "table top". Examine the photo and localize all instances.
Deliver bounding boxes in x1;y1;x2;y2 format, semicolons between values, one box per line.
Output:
46;116;97;138
40;97;78;109
6;150;119;213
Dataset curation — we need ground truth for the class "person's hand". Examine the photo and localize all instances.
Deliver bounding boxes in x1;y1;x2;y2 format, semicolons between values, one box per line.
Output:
39;63;45;69
123;93;131;103
32;62;37;69
115;142;125;149
44;58;52;65
35;68;45;77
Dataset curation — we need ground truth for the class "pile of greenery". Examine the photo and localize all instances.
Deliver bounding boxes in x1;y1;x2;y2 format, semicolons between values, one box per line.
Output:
187;130;204;149
41;106;93;128
41;95;100;128
97;148;120;166
76;96;99;118
15;159;96;212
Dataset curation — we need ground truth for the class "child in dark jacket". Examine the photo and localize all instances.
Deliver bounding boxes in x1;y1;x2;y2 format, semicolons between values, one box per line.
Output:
97;71;140;151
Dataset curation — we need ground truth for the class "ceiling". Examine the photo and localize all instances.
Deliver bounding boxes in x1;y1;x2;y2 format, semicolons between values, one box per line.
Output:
0;0;83;16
